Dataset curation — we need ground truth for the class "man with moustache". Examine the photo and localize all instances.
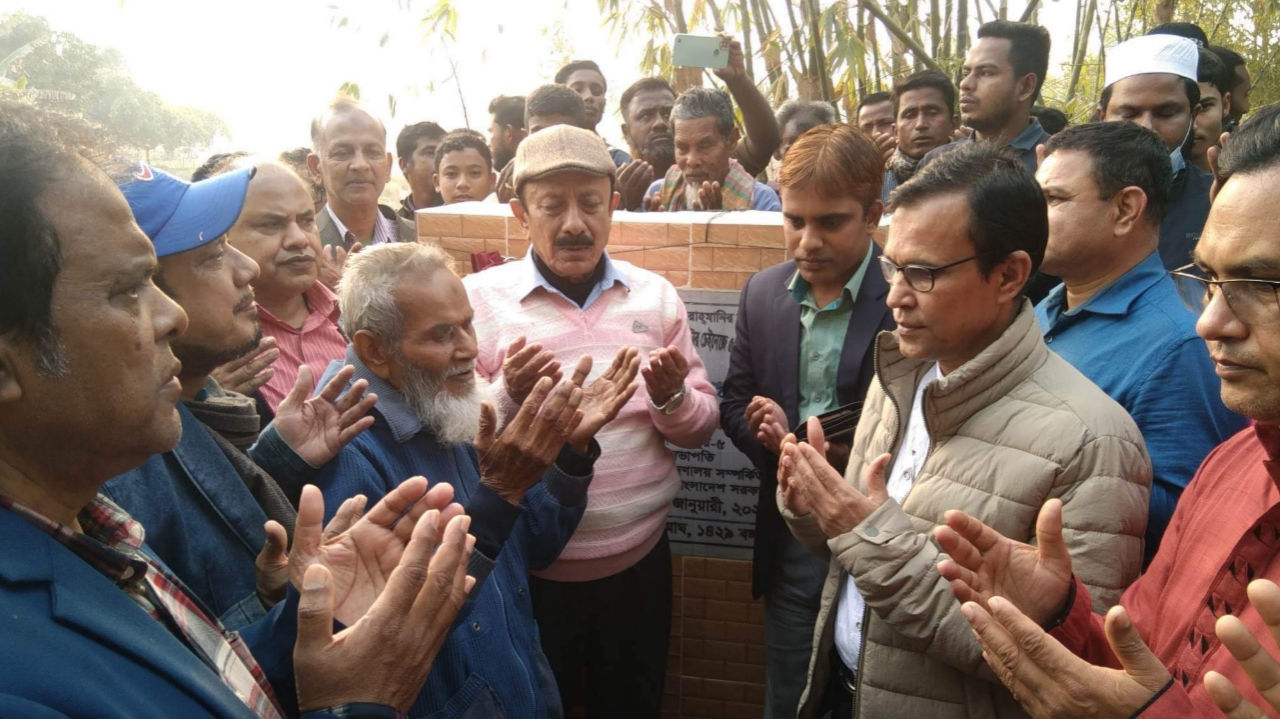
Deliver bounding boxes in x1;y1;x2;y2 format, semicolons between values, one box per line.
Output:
467;125;720;717
204;158;348;414
316;241;638;718
616;37;781;211
309;97;416;251
720;123;895;719
0;99;478;719
104;165;378;629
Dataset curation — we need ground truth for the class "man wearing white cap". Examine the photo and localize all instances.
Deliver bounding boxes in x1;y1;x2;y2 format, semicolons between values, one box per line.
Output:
1099;34;1213;270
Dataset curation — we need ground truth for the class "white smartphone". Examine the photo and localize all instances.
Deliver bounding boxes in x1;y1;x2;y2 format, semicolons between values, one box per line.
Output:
673;34;730;70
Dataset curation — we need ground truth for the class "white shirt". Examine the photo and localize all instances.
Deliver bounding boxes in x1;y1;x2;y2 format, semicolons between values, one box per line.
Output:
834;363;939;672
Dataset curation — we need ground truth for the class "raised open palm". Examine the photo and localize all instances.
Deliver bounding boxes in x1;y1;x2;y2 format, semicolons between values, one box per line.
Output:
288;477;460;626
274;364;378;467
933;498;1075;626
566;348;641;449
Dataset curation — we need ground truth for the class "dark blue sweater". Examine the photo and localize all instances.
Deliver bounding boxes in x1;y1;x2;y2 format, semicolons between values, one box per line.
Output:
310;361;592;719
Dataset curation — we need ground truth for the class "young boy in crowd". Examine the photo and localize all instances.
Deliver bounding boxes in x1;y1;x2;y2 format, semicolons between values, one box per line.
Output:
434;129;498;204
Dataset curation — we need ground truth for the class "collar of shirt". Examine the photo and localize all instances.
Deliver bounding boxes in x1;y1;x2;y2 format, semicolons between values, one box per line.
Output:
788;249;872;310
0;492;150;589
1042;251;1168;323
325;204;394;247
343;345;429;443
1010;117;1051;153
519;250;631;309
257;281;341;334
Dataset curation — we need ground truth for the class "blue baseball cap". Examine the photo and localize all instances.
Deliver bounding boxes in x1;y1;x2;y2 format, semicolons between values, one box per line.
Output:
118;164;255;258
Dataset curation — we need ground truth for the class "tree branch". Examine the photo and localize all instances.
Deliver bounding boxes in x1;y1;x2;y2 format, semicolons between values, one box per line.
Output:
860;0;942;71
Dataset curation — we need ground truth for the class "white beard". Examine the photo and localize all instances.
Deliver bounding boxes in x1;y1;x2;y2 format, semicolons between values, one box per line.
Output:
398;360;502;445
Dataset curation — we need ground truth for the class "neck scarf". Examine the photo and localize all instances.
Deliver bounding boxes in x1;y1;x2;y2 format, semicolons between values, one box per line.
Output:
656;158;756;211
888;147;924;184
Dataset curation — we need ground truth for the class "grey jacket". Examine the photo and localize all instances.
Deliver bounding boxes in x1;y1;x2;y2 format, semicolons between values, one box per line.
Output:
782;301;1152;719
316;202;416;249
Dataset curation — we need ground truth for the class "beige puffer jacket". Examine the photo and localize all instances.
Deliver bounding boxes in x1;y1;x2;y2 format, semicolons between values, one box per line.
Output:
782;301;1152;719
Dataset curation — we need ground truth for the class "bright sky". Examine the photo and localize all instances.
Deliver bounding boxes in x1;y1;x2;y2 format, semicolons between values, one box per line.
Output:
5;0;1076;166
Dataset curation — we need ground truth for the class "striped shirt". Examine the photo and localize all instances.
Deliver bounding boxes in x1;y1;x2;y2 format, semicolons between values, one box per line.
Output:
0;493;284;719
325;205;398;248
257;281;348;411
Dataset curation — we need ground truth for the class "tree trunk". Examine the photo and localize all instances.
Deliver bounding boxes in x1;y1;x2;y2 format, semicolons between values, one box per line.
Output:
857;3;869;97
999;0;1008;20
738;0;754;81
957;0;969;56
1154;0;1176;25
1018;0;1043;23
670;0;689;33
783;0;810;77
801;0;833;102
1065;0;1097;107
930;0;941;57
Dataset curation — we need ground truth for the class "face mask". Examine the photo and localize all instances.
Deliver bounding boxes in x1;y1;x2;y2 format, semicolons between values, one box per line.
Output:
1170;118;1194;174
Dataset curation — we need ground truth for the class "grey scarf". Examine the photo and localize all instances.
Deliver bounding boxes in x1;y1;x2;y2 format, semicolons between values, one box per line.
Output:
184;380;297;534
888;148;924;184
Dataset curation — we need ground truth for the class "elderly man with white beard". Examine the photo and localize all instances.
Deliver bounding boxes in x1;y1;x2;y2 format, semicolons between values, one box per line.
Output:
313;241;640;719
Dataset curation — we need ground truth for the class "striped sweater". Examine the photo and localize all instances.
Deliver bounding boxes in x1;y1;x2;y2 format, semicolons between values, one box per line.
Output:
465;257;720;581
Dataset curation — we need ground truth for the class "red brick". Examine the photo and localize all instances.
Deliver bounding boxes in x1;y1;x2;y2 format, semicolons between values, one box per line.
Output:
684;598;706;619
701;678;753;702
508;239;530;258
666;222;694;246
460;215;506;239
685;657;726;680
683;556;706;578
760;247;788;267
620;219;671;247
508;217;528;240
748;603;765;624
705;599;749;623
684;637;705;658
685;618;726;640
417;213;462;237
743;682;766;704
685;577;727;600
724;700;765;718
665;270;690;287
725;621;766;645
725;581;754;602
682;676;703;697
712;247;762;273
703;639;748;663
706;222;739;245
724;661;766;683
738;223;783;248
746;644;768;666
666;672;681;694
691;245;717;271
691;271;741;290
671;620;684;638
705;559;753;582
661;694;680;714
684;697;725;718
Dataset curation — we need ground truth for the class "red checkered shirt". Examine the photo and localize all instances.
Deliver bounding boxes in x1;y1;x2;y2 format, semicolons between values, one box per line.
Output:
0;493;284;719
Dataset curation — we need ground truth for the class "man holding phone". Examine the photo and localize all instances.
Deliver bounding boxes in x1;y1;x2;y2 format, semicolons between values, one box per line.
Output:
614;34;781;211
720;123;894;719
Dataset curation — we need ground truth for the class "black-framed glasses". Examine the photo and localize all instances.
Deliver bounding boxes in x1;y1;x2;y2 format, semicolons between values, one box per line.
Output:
878;254;990;293
1170;263;1280;326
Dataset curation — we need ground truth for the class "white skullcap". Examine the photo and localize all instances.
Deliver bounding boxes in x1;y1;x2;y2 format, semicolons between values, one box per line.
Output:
1105;35;1199;89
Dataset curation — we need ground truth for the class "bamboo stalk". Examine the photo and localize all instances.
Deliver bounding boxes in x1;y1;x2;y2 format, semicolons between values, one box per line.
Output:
1064;0;1097;107
930;0;940;57
861;0;943;71
802;0;834;101
738;0;754;81
1018;0;1042;23
957;0;969;58
783;0;810;77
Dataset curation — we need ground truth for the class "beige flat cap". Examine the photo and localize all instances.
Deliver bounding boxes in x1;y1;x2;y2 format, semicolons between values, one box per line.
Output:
513;124;617;191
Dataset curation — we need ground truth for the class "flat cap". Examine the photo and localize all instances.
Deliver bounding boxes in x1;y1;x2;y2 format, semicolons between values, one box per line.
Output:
513;124;617;191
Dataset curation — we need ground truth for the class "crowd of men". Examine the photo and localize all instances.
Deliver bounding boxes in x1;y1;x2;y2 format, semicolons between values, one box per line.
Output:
3;11;1280;719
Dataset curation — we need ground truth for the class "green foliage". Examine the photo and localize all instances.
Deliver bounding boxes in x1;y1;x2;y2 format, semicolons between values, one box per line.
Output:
0;11;228;154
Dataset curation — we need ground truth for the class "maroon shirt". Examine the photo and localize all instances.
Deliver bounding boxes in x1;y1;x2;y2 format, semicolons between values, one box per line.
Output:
1052;423;1280;715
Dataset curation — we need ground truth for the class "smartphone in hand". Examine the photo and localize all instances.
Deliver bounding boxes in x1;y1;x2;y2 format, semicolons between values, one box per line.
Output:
673;34;730;69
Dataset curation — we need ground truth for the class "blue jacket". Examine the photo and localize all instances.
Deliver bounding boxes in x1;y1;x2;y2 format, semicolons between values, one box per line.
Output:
103;401;315;629
310;354;592;719
0;503;353;719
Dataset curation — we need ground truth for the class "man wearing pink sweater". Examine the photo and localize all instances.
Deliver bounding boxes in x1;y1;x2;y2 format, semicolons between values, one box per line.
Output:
465;124;719;718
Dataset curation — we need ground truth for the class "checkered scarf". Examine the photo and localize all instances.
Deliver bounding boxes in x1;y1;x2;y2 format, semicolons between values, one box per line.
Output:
0;494;284;719
655;158;756;211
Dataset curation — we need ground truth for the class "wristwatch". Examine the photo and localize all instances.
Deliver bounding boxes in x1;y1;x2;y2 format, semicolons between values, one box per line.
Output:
651;385;687;415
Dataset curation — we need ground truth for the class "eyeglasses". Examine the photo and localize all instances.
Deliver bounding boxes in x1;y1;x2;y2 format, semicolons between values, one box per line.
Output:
878;254;990;293
1170;264;1280;326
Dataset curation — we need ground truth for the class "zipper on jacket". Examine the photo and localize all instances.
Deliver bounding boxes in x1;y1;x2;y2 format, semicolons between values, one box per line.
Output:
852;340;936;718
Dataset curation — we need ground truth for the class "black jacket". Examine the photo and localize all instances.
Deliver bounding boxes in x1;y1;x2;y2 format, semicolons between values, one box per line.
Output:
719;252;895;597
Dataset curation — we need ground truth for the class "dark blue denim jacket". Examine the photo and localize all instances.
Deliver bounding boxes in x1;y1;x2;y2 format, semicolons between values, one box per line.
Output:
103;401;315;630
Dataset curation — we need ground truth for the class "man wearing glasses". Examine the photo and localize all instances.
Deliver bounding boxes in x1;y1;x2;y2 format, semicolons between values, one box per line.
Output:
1034;121;1245;568
926;103;1280;719
772;143;1151;719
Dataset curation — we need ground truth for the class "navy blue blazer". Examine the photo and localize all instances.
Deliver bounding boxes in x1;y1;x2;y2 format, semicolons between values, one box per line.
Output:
0;504;354;718
719;254;895;597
